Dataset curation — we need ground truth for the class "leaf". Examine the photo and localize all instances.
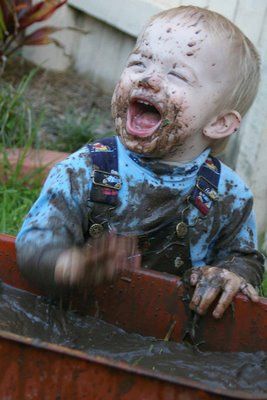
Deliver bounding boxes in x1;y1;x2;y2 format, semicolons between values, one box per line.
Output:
25;34;65;52
22;26;60;45
0;7;7;34
162;119;171;127
1;0;17;35
18;0;67;29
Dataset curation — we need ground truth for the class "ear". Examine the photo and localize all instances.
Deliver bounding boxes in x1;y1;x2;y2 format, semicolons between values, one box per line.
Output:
203;111;241;140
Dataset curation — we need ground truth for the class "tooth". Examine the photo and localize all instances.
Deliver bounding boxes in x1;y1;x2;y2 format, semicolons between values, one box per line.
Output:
138;100;150;106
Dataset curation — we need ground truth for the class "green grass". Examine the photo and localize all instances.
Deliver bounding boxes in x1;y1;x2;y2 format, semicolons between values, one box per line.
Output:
0;70;44;235
45;108;114;153
0;185;40;236
262;271;267;297
0;70;42;149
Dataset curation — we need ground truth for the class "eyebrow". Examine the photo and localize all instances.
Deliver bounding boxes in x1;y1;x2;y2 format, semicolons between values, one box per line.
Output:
129;50;151;59
131;49;141;55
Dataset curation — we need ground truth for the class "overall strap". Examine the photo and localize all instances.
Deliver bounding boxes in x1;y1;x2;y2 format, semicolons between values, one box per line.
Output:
191;156;221;216
86;143;220;273
88;140;220;216
87;136;122;206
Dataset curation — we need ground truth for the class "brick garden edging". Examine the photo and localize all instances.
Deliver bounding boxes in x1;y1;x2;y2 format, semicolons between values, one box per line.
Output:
3;148;70;179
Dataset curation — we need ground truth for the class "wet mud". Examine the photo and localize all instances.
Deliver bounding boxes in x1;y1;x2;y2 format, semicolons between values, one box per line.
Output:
0;281;266;395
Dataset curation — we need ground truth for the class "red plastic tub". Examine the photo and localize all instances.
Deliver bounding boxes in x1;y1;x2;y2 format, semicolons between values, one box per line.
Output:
0;233;266;400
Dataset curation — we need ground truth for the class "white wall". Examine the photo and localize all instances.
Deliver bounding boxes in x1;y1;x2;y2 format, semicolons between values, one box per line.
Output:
23;0;267;236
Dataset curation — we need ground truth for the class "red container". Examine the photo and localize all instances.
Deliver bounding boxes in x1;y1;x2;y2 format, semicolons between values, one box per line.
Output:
0;233;266;400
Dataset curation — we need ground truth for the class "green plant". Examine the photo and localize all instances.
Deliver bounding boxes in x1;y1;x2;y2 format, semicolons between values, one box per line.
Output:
47;109;114;152
262;273;267;296
0;68;42;148
0;184;40;235
0;0;67;73
0;72;45;234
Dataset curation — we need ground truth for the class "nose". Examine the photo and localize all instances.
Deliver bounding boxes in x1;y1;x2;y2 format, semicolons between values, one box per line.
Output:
137;74;161;93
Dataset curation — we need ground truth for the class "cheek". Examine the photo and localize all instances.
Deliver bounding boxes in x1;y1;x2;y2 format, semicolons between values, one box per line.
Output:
117;71;135;92
166;90;186;115
111;82;129;137
111;82;128;118
111;73;135;109
163;97;186;131
171;97;201;129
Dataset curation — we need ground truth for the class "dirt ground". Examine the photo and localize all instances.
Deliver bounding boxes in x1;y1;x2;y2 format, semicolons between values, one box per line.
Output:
2;56;114;141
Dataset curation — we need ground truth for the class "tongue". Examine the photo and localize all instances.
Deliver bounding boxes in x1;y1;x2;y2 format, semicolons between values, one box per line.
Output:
133;112;161;130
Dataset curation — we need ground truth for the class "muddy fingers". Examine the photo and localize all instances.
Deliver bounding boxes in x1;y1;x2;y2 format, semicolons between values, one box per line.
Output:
55;247;87;286
212;282;240;319
240;281;259;302
54;233;140;289
188;266;258;318
190;268;203;286
195;286;221;315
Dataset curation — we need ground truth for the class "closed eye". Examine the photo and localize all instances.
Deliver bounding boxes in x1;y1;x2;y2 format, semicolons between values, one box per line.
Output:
168;71;188;82
128;61;146;68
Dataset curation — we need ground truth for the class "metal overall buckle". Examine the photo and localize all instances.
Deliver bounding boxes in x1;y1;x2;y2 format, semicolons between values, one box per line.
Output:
196;176;219;201
91;169;122;190
175;198;191;239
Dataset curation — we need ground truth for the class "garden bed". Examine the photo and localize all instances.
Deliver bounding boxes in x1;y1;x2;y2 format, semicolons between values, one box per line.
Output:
2;56;114;152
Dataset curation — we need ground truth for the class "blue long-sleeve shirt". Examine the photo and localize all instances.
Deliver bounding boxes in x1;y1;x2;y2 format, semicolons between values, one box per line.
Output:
16;137;264;292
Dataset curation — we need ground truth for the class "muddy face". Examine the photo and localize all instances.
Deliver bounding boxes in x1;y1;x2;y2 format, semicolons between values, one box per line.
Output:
112;16;236;161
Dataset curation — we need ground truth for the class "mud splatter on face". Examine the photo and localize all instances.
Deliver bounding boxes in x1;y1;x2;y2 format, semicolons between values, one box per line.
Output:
187;41;196;47
112;75;189;158
112;16;236;161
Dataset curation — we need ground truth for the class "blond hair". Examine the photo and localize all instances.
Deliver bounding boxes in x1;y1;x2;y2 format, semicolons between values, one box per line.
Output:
146;6;260;118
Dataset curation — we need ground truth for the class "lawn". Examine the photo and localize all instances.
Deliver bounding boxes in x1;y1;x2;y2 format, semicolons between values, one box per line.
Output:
0;185;41;236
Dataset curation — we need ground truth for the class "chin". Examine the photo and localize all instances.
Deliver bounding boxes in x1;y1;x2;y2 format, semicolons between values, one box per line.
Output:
119;130;172;159
114;113;186;159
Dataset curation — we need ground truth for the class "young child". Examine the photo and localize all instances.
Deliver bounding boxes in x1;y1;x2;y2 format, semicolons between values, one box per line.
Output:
16;6;265;319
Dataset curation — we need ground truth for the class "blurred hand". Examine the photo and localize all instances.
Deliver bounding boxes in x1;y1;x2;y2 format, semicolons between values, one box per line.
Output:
54;233;140;288
189;266;259;318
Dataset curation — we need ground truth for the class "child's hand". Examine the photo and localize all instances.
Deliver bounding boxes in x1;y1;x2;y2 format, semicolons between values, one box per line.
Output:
54;233;140;288
189;266;259;318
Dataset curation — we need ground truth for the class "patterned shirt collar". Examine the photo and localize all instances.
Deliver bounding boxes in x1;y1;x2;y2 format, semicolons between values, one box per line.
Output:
123;144;211;177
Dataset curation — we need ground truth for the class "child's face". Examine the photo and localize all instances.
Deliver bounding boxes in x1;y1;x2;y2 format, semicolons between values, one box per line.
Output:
112;17;235;159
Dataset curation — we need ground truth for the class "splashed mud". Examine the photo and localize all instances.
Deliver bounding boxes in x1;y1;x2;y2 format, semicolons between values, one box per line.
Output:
0;281;266;395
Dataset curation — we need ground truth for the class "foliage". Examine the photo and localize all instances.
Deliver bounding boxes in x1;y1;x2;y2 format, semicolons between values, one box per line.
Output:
0;184;40;235
46;109;114;153
0;68;42;148
262;271;267;297
0;71;43;235
0;0;67;73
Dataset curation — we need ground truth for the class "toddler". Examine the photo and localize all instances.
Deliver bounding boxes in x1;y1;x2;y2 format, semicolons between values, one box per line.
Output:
16;6;265;319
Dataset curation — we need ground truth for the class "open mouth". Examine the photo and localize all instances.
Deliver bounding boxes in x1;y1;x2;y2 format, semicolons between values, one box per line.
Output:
126;98;162;138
